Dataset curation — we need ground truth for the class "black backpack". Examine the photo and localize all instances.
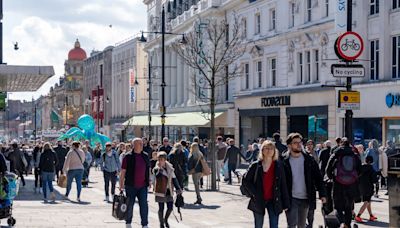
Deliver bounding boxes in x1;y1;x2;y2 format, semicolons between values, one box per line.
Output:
240;163;259;197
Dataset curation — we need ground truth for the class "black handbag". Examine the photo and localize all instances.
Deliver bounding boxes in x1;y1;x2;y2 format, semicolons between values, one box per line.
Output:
112;192;128;220
240;163;259;197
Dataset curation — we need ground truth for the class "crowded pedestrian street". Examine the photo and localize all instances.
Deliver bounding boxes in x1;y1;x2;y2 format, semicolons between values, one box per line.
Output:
2;0;400;227
6;166;388;228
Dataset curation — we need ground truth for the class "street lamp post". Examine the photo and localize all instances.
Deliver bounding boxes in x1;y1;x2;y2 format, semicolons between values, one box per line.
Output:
148;61;152;141
139;6;186;140
97;85;100;133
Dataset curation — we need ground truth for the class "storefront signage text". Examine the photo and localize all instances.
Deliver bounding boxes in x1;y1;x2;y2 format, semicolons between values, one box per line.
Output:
261;96;290;107
386;93;400;108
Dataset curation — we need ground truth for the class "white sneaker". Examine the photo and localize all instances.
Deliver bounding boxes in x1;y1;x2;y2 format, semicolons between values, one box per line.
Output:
104;196;109;202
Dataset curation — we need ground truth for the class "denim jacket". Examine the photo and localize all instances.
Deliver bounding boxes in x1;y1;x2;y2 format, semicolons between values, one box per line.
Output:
101;150;120;173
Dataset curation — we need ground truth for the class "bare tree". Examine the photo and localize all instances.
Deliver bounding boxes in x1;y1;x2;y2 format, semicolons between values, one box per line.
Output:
173;16;245;191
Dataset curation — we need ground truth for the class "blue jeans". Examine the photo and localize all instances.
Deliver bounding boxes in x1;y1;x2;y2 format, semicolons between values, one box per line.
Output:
125;186;148;225
285;198;309;228
253;201;279;228
66;169;84;198
41;171;54;199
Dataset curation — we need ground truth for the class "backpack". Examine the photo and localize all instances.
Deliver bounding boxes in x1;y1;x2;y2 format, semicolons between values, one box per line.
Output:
335;154;358;185
240;163;259;197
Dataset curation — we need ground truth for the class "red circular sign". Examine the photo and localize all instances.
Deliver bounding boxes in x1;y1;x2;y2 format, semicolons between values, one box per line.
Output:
336;31;364;61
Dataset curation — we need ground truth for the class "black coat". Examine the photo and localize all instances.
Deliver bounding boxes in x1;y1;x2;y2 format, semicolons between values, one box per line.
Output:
318;147;332;180
283;151;326;210
275;141;288;156
224;145;246;165
326;146;362;200
244;160;290;215
39;149;59;173
168;150;188;177
358;164;378;197
54;146;67;170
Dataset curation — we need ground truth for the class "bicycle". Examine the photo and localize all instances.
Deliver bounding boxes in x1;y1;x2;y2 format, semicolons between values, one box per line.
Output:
341;38;360;51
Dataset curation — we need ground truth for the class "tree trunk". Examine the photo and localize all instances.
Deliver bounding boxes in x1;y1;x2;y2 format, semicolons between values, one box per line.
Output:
210;72;217;191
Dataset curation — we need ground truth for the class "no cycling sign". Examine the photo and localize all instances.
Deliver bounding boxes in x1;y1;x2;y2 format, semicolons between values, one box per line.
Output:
335;31;364;61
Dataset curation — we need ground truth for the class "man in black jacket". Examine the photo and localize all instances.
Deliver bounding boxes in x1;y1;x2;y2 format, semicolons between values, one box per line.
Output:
224;139;246;184
318;140;334;214
273;132;287;156
54;141;68;182
158;137;172;155
283;133;326;228
326;138;361;228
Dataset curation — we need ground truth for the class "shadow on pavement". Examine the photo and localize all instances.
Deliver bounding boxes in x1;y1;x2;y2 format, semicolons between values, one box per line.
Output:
15;178;64;201
183;203;220;210
363;220;389;227
67;200;91;205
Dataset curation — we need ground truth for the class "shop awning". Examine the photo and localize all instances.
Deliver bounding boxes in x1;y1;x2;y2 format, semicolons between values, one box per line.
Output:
122;112;224;127
0;65;54;91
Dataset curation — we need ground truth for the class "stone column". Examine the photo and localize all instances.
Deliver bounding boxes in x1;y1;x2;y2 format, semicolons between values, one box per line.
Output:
171;51;177;107
183;62;188;105
187;66;195;105
280;107;288;140
165;49;172;107
176;56;183;106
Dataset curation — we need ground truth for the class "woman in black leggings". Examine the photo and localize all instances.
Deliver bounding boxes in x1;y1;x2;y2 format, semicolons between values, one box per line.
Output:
33;144;42;193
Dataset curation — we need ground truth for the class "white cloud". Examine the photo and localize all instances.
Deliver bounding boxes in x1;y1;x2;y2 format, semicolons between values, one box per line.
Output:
4;0;147;100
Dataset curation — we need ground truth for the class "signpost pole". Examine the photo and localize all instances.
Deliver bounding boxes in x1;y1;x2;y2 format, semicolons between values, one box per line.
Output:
345;0;353;142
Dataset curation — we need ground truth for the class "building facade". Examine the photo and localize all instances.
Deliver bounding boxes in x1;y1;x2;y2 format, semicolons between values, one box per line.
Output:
142;0;239;141
83;46;113;136
110;38;148;141
233;0;400;147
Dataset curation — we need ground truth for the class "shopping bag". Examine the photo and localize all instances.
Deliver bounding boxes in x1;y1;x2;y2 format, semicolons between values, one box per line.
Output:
57;175;67;188
200;158;211;176
112;192;128;220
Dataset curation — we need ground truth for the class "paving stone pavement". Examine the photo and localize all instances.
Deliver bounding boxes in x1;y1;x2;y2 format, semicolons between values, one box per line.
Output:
0;168;389;227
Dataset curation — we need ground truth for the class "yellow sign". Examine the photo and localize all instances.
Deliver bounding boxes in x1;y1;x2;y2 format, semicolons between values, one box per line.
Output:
338;91;360;110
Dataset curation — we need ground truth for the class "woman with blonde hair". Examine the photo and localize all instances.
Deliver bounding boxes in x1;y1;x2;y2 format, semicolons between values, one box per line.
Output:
187;143;204;204
243;140;289;228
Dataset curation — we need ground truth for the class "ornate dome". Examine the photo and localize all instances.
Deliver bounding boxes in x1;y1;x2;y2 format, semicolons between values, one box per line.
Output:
68;39;87;61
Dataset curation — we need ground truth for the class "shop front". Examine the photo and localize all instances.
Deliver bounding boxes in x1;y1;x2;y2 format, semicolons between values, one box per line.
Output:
235;87;336;146
351;82;400;148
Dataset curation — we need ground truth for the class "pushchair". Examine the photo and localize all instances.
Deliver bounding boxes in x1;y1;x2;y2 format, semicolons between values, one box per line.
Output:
0;172;19;226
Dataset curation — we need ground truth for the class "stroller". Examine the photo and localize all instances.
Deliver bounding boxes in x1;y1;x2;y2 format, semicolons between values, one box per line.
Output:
0;172;19;226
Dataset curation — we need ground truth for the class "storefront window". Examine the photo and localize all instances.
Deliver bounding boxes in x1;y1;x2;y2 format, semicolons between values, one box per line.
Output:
308;115;328;143
353;118;382;147
386;119;400;148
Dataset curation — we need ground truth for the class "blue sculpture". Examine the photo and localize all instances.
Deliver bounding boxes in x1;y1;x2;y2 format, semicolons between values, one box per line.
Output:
57;114;111;148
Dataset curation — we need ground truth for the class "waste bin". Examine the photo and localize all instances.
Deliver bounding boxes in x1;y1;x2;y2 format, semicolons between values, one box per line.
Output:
387;150;400;228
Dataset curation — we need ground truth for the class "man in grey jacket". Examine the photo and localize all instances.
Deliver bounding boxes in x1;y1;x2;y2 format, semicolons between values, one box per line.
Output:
223;139;246;185
101;142;120;202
